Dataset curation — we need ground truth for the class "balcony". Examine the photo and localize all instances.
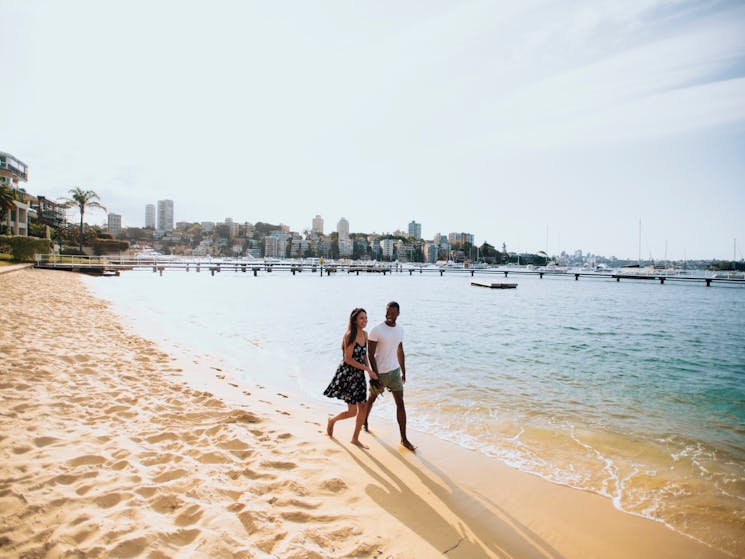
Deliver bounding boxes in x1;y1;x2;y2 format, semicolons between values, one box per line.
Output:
0;160;28;182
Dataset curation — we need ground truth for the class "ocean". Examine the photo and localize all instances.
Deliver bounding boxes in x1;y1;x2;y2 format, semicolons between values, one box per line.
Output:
84;268;745;555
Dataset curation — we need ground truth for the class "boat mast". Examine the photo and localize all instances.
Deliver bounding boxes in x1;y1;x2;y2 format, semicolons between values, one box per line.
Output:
638;218;642;266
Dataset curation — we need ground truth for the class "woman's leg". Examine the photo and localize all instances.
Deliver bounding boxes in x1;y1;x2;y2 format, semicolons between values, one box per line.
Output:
327;403;357;437
351;402;369;448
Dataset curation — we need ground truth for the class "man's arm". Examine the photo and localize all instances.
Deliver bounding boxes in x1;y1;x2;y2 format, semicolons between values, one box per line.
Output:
398;342;406;383
368;340;378;375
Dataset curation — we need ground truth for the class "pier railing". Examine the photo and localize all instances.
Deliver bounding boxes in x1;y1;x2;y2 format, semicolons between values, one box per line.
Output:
33;254;744;286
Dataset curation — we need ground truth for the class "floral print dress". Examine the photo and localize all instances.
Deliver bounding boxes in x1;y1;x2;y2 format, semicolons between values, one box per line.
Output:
323;341;367;405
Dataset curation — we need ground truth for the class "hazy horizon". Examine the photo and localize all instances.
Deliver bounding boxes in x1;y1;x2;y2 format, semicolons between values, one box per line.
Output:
2;0;744;260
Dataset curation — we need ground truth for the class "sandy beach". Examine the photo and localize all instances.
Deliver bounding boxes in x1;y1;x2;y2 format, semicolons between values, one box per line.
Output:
0;268;732;558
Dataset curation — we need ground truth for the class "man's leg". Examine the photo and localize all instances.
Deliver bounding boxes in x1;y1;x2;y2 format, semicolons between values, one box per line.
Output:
363;393;378;432
391;391;416;451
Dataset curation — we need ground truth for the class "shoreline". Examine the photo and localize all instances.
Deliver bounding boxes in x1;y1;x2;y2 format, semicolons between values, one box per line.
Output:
0;269;732;558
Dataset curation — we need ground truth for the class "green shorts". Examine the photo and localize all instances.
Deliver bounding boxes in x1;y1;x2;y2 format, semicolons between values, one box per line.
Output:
370;368;404;396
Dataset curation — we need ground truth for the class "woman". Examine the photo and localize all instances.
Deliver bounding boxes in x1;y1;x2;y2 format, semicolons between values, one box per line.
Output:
323;307;378;448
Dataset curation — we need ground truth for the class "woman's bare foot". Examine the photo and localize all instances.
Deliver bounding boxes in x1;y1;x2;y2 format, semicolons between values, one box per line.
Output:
401;439;416;451
327;418;334;437
351;439;369;449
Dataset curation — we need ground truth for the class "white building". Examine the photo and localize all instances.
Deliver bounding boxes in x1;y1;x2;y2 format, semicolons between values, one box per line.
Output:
337;217;352;257
157;199;174;232
264;231;289;258
312;214;324;235
380;238;394;259
108;213;122;236
408;220;421;239
337;217;349;240
145;204;155;229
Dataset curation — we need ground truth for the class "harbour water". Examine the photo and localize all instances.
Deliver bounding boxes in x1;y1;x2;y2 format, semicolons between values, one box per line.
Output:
85;270;745;555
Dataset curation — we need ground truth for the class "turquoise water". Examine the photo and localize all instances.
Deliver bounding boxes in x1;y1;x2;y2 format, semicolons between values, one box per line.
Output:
85;270;745;554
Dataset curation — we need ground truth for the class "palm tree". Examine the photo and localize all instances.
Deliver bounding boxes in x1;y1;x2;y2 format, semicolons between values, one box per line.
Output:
0;184;17;235
60;188;107;252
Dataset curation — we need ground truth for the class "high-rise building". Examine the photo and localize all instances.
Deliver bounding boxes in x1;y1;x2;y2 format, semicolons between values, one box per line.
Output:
312;214;324;235
157;199;174;232
108;213;122;236
337;217;352;257
337;218;349;239
145;204;156;229
408;220;421;239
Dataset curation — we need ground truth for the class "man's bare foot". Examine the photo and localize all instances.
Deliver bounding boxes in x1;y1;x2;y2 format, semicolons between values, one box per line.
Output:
401;439;416;451
363;421;370;433
351;439;369;449
327;418;334;437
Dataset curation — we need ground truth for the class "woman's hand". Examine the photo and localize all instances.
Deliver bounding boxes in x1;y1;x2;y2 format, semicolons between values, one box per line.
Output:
368;368;378;380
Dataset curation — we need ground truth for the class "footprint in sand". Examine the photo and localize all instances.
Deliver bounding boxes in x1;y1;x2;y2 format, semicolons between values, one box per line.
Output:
217;438;251;451
256;532;287;554
228;468;276;481
161;528;200;546
68;454;107;467
135;487;158;499
144;432;179;445
224;410;261;424
237;510;273;533
280;511;338;523
51;473;85;486
271;497;321;509
174;504;204;526
93;492;125;508
152;468;189;484
228;382;238;387
110;460;130;471
140;452;183;467
109;536;148;558
259;460;297;471
150;494;184;513
319;478;348;494
192;451;233;465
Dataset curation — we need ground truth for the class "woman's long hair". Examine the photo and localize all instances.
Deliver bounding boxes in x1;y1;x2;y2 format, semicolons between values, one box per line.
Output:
345;307;366;349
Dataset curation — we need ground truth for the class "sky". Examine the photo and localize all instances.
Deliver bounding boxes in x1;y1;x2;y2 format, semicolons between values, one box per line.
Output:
1;0;744;260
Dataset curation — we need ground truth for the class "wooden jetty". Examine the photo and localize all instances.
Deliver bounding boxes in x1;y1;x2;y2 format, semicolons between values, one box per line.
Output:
471;280;517;289
32;255;745;288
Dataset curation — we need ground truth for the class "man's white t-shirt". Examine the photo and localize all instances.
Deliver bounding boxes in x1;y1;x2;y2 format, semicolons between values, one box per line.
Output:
369;322;404;374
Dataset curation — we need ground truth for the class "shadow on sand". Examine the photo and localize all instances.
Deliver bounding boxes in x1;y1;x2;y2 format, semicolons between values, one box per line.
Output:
334;438;564;559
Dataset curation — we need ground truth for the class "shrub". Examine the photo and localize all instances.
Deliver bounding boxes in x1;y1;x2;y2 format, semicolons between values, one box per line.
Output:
61;246;87;256
90;239;130;255
0;235;52;262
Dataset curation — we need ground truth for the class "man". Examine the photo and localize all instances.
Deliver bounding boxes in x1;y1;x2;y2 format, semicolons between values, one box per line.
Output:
364;301;416;451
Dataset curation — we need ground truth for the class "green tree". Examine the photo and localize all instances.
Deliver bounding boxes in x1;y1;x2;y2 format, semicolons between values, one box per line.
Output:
59;188;107;252
0;184;16;234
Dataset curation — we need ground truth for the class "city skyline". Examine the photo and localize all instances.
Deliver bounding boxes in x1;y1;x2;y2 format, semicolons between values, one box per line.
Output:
2;1;744;260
